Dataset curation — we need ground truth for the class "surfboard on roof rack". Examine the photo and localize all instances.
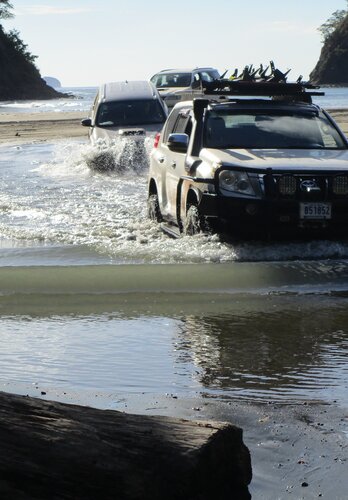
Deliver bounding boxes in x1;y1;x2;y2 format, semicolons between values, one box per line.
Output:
195;61;325;103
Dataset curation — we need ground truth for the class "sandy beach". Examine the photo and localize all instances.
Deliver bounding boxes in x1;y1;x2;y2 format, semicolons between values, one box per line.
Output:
0;108;347;145
0;111;87;144
329;109;348;136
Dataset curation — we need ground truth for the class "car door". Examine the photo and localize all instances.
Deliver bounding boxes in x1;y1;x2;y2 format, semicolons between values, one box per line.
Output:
164;111;192;222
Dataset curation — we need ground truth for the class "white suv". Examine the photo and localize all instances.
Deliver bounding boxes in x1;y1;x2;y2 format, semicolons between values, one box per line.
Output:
150;67;220;109
81;80;167;145
147;80;348;239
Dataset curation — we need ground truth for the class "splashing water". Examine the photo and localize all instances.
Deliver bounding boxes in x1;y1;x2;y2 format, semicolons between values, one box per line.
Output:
85;136;152;173
2;139;348;265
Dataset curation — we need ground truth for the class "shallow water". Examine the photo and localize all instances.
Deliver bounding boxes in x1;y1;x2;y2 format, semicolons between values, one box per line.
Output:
3;141;348;265
0;139;348;413
0;86;97;113
1;290;348;407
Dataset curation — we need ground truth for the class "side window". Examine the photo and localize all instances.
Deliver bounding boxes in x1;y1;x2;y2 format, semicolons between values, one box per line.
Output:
172;112;193;137
199;71;214;82
162;109;181;142
185;118;192;137
173;114;189;133
162;109;193;143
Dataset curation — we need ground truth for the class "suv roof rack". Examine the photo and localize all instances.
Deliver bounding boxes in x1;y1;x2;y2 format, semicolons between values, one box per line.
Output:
199;62;324;103
202;80;324;98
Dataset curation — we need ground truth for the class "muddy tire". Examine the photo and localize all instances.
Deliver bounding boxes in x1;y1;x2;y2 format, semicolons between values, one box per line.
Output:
147;193;162;222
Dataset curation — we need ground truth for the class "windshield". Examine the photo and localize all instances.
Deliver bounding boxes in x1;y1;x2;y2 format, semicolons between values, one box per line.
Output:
204;109;347;150
151;72;192;88
96;99;166;127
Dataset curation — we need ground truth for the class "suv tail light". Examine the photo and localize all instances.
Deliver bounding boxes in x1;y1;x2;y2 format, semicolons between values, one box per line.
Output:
153;133;161;149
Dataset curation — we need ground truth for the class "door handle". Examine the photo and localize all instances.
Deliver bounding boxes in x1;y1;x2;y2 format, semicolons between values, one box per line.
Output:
158;156;165;164
171;161;176;168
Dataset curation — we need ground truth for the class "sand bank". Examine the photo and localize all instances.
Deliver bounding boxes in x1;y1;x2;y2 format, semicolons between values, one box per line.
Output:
0;109;347;145
0;111;87;144
329;109;348;135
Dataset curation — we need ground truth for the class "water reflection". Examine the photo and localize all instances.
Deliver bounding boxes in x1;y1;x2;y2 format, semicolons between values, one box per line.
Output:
1;293;348;406
173;297;348;404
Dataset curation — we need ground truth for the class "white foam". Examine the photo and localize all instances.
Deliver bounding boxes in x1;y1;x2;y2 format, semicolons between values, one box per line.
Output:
3;140;348;265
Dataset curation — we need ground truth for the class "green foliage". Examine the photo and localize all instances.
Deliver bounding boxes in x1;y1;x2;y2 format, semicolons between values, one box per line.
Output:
0;2;37;66
0;0;14;20
6;29;37;64
318;3;348;42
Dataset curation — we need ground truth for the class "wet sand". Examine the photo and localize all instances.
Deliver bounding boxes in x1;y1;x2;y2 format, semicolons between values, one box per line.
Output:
4;385;347;499
71;392;348;499
0;108;347;145
208;399;348;499
0;111;87;144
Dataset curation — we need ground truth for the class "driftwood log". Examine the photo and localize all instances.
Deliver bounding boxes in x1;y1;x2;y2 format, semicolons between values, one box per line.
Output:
0;391;252;500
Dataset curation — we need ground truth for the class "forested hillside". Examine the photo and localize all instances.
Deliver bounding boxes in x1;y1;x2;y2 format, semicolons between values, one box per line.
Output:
310;11;348;84
0;25;65;100
0;0;64;100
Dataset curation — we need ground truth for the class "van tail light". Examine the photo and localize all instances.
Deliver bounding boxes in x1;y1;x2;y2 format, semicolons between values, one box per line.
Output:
153;133;161;149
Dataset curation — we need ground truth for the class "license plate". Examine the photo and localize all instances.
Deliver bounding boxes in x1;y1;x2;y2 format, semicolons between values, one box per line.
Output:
300;202;331;219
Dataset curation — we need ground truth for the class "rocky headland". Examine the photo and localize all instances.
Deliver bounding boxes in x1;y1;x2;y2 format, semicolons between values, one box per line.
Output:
0;25;66;100
310;13;348;85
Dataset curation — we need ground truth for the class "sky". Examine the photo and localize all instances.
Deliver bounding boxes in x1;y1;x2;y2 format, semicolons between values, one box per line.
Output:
2;0;347;87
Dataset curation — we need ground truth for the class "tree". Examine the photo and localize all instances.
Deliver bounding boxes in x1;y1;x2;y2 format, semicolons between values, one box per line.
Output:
0;2;37;65
6;28;37;63
0;0;14;20
318;3;348;42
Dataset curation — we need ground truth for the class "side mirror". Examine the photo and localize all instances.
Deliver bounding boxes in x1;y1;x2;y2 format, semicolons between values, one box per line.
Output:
167;133;189;153
81;118;92;127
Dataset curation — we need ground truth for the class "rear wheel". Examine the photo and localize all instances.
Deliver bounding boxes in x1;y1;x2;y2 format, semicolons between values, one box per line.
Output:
147;193;162;222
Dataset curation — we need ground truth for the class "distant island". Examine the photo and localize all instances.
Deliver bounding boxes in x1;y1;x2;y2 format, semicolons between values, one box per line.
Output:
310;8;348;85
43;77;62;89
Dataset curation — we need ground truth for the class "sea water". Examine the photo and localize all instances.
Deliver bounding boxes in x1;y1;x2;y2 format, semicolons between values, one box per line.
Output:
0;134;348;415
0;86;97;113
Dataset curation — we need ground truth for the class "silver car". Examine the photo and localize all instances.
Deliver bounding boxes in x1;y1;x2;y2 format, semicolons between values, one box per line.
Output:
150;67;220;109
81;80;168;146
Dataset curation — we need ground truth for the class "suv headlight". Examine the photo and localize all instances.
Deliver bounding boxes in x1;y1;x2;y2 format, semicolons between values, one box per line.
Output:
219;170;255;196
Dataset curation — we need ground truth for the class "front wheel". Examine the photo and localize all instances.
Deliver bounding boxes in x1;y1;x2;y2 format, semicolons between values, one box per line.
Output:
184;205;203;235
147;193;162;222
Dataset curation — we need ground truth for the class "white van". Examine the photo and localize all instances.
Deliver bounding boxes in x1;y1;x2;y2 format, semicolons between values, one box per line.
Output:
81;80;168;145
